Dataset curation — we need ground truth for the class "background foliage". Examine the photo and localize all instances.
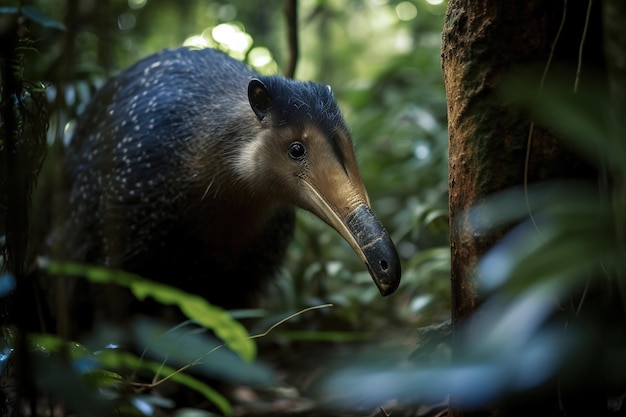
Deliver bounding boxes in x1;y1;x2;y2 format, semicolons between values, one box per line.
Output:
3;0;626;416
1;0;450;414
14;0;451;328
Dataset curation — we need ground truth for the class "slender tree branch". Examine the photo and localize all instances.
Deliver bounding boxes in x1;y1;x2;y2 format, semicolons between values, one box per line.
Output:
284;0;299;78
574;0;593;93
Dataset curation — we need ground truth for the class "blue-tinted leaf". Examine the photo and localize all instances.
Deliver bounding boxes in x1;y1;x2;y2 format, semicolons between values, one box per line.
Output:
0;274;16;297
34;352;112;417
133;317;273;386
21;6;66;30
0;328;15;374
0;7;18;14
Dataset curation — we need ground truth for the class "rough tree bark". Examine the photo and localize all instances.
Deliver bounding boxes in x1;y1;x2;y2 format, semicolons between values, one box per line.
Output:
442;0;605;415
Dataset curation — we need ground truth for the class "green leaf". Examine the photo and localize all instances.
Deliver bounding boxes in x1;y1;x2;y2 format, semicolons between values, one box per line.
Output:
499;70;626;174
30;333;92;360
45;261;256;362
82;369;125;389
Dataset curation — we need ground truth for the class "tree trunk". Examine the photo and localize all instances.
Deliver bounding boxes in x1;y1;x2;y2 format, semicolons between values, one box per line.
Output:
442;0;604;415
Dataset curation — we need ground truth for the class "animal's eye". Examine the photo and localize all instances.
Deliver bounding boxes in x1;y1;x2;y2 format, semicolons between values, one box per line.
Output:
288;141;306;160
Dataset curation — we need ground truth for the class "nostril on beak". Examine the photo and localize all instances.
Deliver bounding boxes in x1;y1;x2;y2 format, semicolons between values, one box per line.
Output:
380;259;388;271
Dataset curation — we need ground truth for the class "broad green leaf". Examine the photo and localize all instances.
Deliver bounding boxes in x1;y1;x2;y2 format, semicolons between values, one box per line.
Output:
45;261;255;361
83;369;125;389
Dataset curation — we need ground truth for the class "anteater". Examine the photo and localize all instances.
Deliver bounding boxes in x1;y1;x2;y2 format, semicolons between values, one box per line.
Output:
51;47;400;328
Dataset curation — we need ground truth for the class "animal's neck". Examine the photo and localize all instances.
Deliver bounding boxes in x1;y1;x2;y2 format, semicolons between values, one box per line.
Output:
179;109;286;254
183;168;288;248
183;194;292;272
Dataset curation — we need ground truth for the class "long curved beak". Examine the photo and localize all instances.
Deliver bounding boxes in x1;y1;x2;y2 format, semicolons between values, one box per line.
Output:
301;181;401;296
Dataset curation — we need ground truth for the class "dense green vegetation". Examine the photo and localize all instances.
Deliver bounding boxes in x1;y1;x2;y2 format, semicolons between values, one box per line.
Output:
3;1;626;416
26;0;451;326
1;0;450;414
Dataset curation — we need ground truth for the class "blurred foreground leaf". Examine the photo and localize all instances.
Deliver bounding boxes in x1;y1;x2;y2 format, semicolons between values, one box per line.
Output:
45;260;255;361
132;317;273;387
321;175;626;408
97;348;233;416
471;183;617;294
28;334;115;417
27;333;233;416
321;75;626;409
500;69;625;175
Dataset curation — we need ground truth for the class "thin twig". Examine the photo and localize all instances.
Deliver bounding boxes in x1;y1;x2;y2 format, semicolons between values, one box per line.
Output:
574;0;594;93
284;0;299;78
134;304;334;389
524;0;568;238
249;303;333;339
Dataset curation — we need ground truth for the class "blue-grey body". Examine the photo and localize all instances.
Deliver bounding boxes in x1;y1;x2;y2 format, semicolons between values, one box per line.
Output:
57;47;400;324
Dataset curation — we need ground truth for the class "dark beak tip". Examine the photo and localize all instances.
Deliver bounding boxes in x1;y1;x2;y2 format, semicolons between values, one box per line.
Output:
376;270;402;297
379;285;396;297
384;279;401;295
367;260;401;296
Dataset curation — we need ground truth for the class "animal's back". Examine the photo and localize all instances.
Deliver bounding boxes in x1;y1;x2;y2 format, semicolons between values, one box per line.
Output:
59;48;294;312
